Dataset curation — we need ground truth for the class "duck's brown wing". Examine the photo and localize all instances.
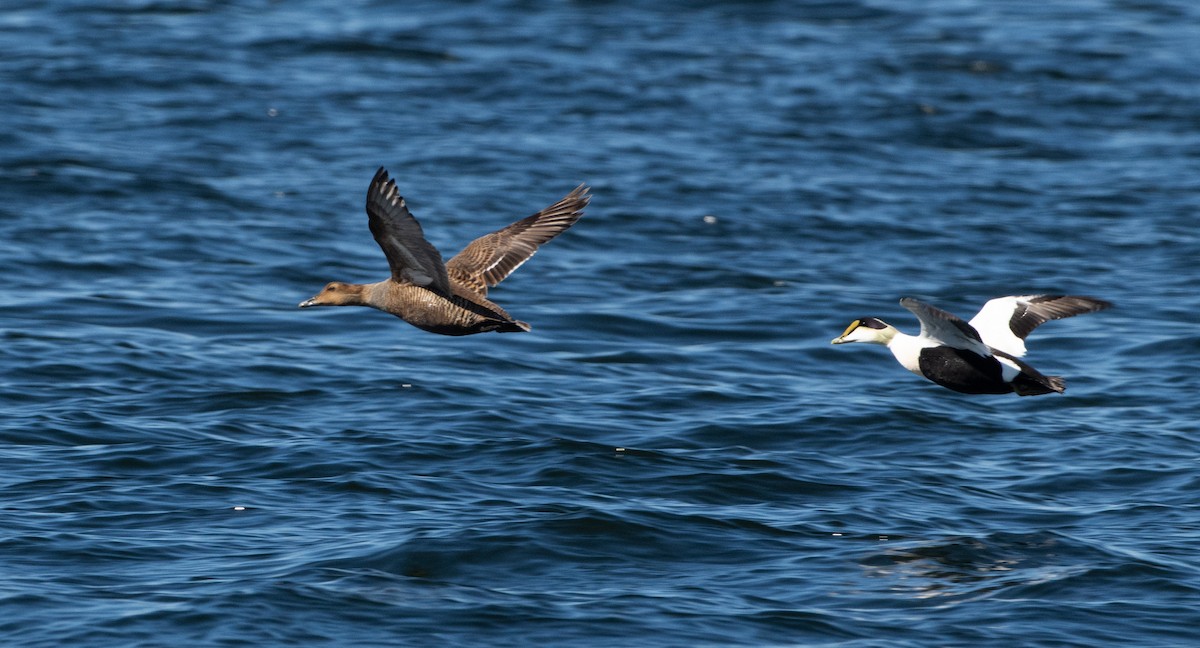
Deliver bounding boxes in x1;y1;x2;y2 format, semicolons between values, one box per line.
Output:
365;167;452;295
446;184;589;297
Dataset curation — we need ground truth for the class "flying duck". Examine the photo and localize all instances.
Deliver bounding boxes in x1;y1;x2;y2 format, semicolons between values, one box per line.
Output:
831;295;1112;395
300;167;589;336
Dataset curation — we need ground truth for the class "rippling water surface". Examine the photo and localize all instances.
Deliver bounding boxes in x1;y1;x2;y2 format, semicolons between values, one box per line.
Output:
3;1;1199;646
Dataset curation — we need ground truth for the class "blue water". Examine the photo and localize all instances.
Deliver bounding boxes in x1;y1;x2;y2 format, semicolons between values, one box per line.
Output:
3;1;1199;646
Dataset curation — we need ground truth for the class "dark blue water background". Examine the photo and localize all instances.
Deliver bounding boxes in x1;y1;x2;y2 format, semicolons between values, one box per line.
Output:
2;1;1199;646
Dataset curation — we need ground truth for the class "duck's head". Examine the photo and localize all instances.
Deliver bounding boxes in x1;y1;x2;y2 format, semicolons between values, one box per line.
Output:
299;282;364;308
831;317;897;345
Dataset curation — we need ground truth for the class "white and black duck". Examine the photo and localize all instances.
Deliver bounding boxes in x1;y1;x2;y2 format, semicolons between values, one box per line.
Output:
831;295;1112;396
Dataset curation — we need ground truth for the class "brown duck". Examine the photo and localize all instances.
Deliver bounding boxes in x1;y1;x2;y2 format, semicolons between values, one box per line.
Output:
300;167;589;335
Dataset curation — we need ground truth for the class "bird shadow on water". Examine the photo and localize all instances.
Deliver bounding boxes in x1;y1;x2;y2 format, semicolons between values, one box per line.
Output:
856;530;1087;603
851;528;1200;644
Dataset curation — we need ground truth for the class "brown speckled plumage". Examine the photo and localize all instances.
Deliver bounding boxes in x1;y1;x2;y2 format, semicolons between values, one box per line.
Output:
300;167;589;336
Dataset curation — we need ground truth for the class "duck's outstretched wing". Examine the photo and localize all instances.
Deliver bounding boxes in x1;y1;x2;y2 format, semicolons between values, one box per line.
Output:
900;297;991;355
969;295;1112;357
365;167;452;295
446;184;589;297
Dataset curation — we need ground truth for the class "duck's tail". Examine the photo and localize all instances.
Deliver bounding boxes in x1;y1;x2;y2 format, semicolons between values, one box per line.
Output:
1013;373;1065;396
497;319;531;333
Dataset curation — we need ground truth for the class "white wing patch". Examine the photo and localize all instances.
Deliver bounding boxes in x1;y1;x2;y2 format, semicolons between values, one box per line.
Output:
993;354;1023;382
969;295;1036;357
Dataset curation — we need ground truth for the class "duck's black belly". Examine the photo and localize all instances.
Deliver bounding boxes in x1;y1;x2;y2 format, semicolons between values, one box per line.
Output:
917;347;1012;394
